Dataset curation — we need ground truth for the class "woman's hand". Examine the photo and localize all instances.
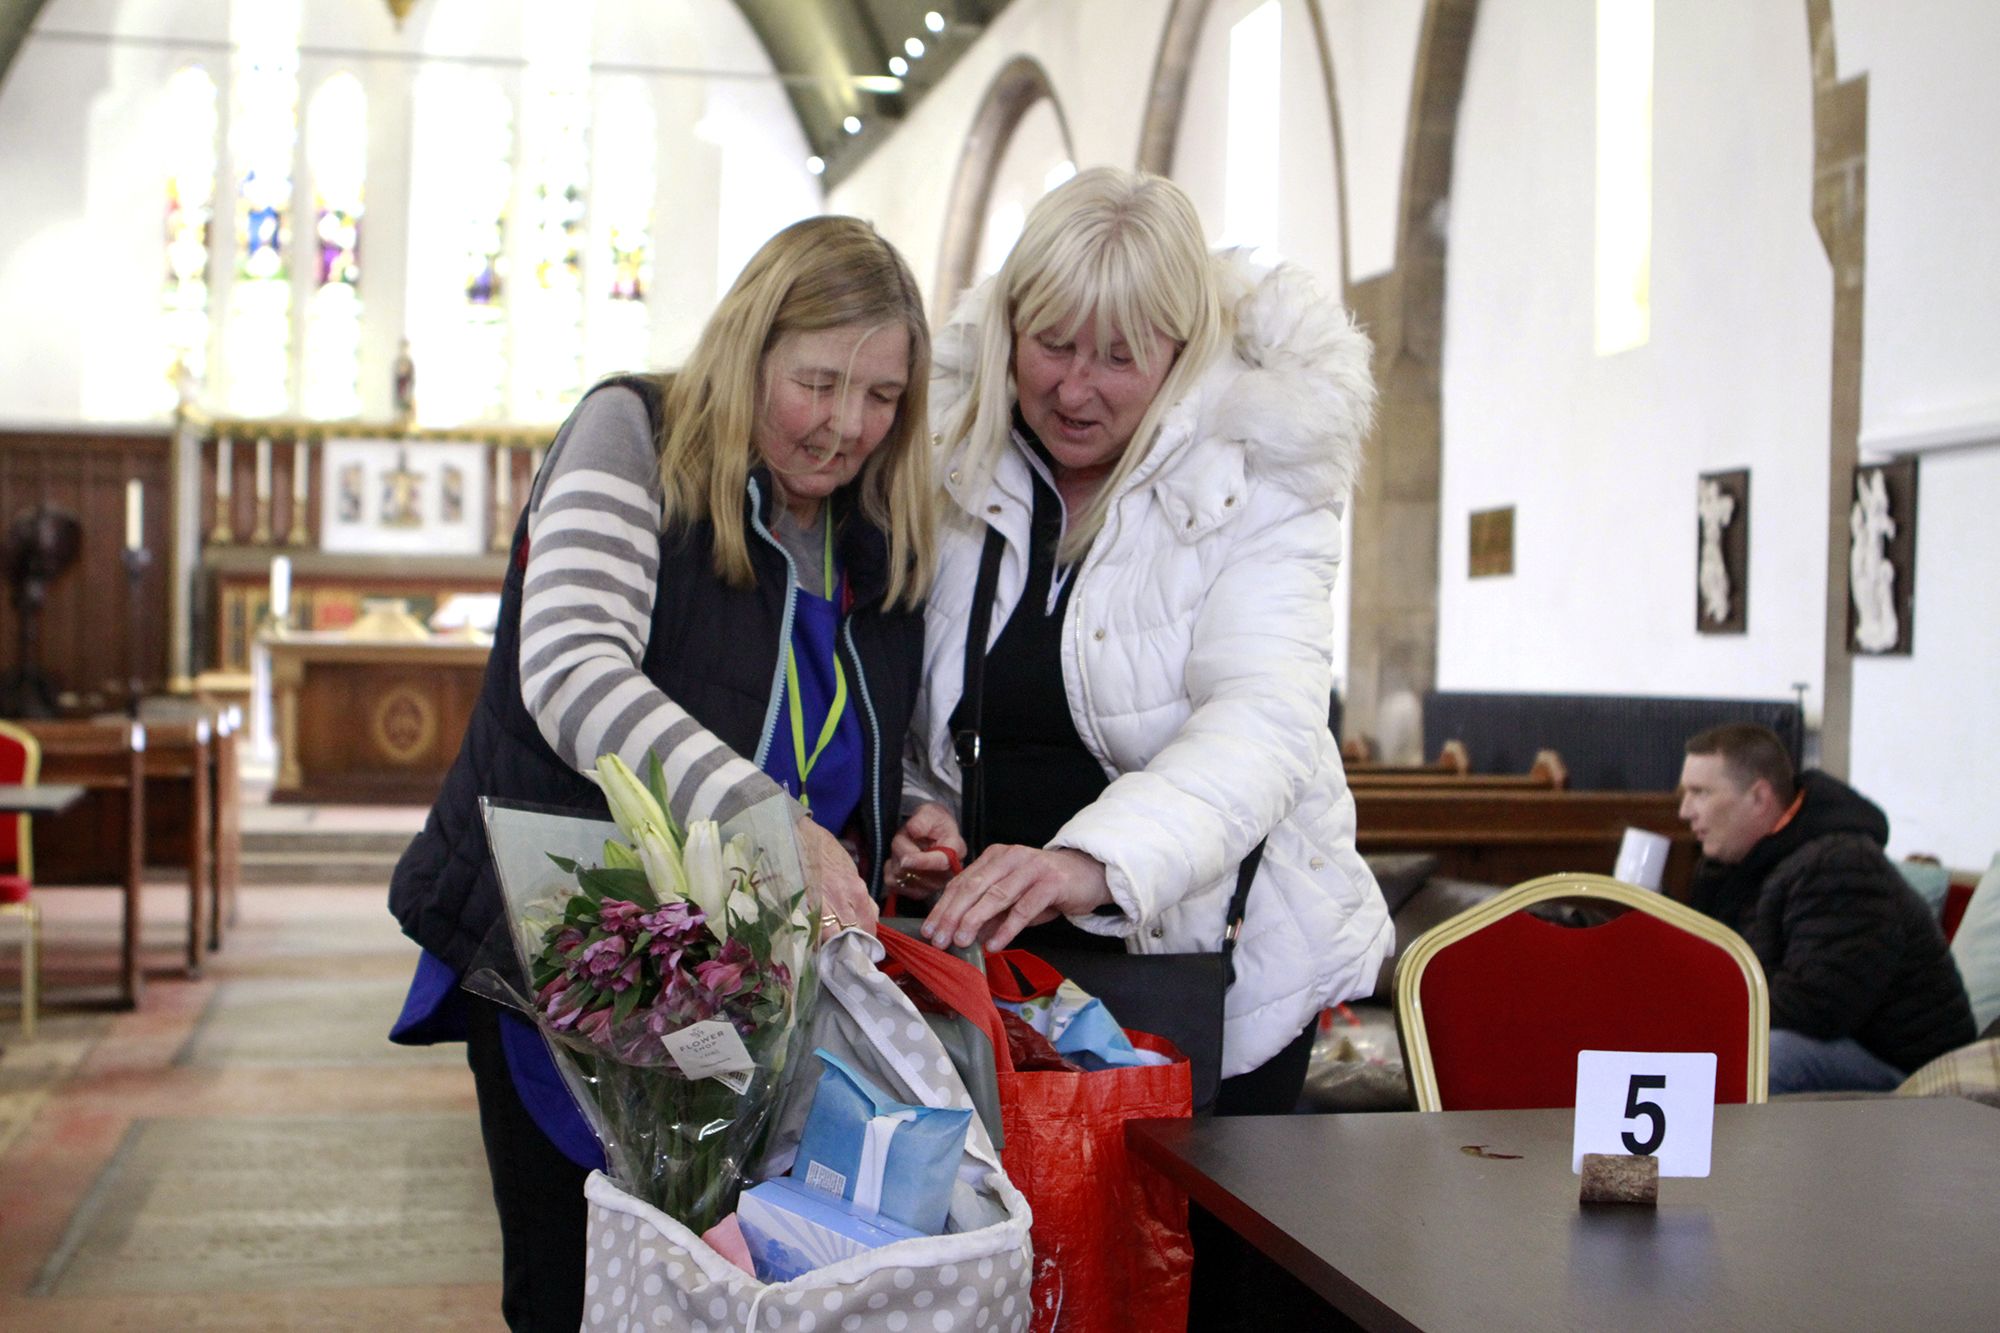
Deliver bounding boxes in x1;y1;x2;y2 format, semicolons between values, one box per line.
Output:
796;815;878;940
885;802;968;903
920;844;1114;951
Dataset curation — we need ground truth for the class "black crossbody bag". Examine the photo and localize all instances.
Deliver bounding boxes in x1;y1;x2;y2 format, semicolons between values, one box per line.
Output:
954;526;1262;1112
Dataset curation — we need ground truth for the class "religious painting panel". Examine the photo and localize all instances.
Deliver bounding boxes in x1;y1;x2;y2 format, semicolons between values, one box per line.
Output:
318;440;489;555
1847;457;1917;656
1695;469;1749;635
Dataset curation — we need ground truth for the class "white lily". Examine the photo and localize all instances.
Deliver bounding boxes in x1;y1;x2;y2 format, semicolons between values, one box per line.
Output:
602;839;641;872
637;822;688;903
596;754;675;848
680;820;731;923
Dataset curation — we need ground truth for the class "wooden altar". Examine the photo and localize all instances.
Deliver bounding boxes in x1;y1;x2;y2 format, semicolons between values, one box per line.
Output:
266;633;490;804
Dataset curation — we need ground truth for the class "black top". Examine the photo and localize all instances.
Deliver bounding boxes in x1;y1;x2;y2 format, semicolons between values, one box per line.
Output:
1689;769;1975;1072
951;434;1109;852
949;430;1122;954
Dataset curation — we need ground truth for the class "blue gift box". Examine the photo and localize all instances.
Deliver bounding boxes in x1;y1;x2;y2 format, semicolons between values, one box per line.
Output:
736;1177;924;1283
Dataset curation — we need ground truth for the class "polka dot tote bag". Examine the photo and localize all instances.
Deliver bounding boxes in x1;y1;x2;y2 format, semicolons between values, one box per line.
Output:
580;931;1035;1333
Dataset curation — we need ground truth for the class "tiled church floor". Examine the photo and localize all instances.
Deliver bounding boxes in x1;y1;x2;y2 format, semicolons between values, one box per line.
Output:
0;856;506;1328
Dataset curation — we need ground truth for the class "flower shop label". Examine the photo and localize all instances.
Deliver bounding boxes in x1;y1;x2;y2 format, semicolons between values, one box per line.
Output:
662;1021;755;1092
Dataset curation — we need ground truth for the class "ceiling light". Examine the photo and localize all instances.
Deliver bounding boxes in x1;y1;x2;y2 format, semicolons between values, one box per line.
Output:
905;37;926;59
806;156;825;175
925;11;945;33
843;115;862;134
888;56;909;77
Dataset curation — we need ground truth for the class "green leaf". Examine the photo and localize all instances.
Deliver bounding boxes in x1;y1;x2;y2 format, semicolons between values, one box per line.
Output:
602;839;641;872
612;983;642;1028
579;865;659;908
546;853;581;875
563;896;597;926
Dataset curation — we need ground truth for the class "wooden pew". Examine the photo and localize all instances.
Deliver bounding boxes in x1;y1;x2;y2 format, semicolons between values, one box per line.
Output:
19;718;147;1008
211;714;241;946
141;719;213;971
1347;745;1569;791
1352;786;1696;897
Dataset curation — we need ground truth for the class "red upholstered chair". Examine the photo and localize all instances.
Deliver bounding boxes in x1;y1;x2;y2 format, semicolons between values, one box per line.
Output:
0;719;42;1039
1396;873;1769;1111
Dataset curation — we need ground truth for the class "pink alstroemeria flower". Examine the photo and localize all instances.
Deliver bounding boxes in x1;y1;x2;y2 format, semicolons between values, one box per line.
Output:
598;899;646;935
576;1006;614;1044
695;938;756;997
580;935;628;981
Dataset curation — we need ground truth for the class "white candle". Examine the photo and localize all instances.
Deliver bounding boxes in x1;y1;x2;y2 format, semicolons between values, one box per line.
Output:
215;438;233;499
125;478;143;551
256;437;272;501
270;555;291;621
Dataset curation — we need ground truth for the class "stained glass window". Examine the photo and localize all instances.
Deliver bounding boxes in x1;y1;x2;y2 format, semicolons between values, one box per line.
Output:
409;68;513;424
303;72;366;419
589;78;655;379
514;8;593;419
163;65;219;402
223;1;301;417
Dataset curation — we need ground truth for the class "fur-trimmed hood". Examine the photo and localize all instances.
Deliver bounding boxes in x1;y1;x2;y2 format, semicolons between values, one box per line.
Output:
932;249;1375;511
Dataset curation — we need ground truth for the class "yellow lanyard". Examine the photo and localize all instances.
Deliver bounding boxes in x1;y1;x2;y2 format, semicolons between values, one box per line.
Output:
784;516;847;812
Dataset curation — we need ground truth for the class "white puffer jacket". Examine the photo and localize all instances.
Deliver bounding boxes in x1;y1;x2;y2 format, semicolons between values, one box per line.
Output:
906;253;1393;1077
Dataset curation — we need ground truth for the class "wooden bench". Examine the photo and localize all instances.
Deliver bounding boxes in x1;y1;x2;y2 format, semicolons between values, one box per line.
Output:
139;700;243;955
141;719;213;972
1352;786;1696;897
1348;744;1569;791
19;719;147;1008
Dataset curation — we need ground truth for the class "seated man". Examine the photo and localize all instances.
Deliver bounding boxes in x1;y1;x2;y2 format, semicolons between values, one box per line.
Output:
1678;723;1973;1094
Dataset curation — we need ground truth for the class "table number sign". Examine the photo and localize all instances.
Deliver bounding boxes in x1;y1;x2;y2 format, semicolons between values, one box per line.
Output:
1571;1050;1717;1176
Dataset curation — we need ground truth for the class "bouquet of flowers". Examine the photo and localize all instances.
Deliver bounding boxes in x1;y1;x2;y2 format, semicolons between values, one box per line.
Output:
475;755;817;1233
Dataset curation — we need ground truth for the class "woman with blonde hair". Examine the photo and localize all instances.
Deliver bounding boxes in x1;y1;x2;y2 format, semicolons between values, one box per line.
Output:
891;163;1389;1111
889;164;1387;1328
390;214;934;1331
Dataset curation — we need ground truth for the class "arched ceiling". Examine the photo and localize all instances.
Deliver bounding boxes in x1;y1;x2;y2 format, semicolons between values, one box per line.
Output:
0;0;1006;188
734;1;1007;184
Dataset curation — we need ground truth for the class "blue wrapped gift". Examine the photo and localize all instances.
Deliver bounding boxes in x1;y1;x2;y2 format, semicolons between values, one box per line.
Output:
792;1049;972;1235
736;1177;923;1283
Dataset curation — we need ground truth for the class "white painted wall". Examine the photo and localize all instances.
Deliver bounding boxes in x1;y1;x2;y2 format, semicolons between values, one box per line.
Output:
1438;0;1829;703
0;0;815;425
1832;0;2000;868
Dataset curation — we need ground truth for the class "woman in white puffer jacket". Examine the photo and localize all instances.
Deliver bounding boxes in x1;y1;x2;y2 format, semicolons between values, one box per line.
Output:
887;166;1391;1110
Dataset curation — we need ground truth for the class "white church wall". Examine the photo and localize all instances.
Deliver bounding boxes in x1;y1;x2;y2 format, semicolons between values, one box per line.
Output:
1437;0;1830;705
1317;0;1424;284
1833;0;2000;869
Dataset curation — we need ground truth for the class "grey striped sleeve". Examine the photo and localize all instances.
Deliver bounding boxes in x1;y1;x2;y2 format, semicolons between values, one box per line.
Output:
518;386;784;828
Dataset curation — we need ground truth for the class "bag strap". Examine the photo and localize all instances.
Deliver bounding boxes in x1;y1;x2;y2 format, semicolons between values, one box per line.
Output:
984;949;1069;1003
1220;840;1266;988
876;927;1016;1074
954;525;1008;854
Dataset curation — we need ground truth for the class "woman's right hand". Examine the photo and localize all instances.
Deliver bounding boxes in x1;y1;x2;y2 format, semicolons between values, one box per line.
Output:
796;815;878;940
886;802;968;903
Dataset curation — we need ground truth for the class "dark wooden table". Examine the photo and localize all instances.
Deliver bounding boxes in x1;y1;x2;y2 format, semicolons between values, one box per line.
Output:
1129;1100;2000;1331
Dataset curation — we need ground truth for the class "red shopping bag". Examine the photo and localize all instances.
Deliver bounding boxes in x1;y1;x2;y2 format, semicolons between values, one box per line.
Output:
879;932;1194;1333
986;949;1193;1333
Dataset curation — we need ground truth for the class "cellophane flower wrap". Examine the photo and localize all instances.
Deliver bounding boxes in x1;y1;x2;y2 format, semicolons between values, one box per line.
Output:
474;755;817;1233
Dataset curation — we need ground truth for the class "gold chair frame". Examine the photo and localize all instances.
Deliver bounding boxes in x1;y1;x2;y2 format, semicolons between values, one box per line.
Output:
0;718;42;1039
1396;872;1770;1112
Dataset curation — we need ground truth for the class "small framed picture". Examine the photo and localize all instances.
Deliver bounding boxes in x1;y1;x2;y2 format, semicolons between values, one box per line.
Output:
1695;469;1749;635
1848;457;1917;655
